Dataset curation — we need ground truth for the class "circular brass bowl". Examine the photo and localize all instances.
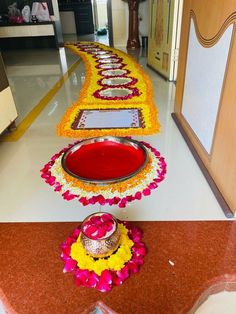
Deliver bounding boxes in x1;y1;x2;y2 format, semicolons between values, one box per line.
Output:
61;136;148;185
80;212;121;258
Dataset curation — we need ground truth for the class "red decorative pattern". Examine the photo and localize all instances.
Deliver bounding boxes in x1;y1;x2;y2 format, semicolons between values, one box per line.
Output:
99;69;131;77
93;86;140;100
95;63;126;70
97;76;138;87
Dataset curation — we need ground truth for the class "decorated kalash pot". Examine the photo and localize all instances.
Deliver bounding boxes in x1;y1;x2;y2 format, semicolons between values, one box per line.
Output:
80;212;121;258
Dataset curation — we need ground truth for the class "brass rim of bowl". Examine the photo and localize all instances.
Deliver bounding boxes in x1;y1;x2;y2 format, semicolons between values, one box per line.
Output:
61;136;149;185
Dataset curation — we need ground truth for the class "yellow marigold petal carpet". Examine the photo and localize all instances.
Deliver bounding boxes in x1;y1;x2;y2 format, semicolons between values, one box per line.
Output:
57;42;160;138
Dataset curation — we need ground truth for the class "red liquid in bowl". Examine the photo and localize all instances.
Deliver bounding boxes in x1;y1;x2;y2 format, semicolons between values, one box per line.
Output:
64;141;146;181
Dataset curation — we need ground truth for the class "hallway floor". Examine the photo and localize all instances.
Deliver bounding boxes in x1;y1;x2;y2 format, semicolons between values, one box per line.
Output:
0;45;231;222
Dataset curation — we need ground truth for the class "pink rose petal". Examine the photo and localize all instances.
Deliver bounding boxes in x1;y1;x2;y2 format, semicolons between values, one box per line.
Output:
74;269;90;286
143;188;151;196
71;228;80;239
135;191;142;200
63;259;77;273
108;198;115;206
101;269;112;284
149;182;158;190
96;270;112;292
96;226;106;238
96;280;112;292
101;213;112;222
65;236;77;246
127;261;139;274
118;200;127;208
126;195;133;202
62;191;76;201
113;197;121;204
129;227;142;242
84;225;97;237
111;272;123;286
133;243;147;256
103;221;113;232
87;272;99;288
90;216;102;224
132;255;144;266
61;244;71;257
117;265;129;281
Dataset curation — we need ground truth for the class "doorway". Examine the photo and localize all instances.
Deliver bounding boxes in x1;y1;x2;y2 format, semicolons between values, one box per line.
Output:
59;0;113;47
92;0;113;46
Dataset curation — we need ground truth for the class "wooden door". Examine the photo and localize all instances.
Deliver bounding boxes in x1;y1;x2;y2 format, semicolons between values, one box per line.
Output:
74;3;94;35
147;0;183;81
174;0;236;215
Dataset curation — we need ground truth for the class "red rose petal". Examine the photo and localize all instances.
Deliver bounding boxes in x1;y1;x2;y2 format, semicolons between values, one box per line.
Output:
101;213;113;222
96;226;106;238
84;225;97;237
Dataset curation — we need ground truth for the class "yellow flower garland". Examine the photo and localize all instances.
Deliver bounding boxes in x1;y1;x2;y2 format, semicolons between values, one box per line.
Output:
57;42;160;138
70;224;134;275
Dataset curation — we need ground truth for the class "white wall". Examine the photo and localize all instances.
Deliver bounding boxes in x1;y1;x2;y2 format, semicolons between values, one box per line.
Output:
97;0;108;29
52;0;64;44
60;11;76;34
111;0;128;47
111;0;149;48
139;0;149;36
182;19;232;153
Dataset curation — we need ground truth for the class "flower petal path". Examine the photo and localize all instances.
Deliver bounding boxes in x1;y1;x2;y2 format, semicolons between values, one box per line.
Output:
57;42;160;138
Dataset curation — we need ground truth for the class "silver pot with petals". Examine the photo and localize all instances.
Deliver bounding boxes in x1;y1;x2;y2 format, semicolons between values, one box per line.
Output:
80;212;121;258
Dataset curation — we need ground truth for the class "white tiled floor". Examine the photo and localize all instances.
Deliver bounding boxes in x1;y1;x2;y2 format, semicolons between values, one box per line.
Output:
0;44;231;222
2;48;78;123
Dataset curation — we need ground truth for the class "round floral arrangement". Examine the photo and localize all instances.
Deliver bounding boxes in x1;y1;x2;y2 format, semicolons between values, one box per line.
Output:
40;139;166;208
61;221;146;292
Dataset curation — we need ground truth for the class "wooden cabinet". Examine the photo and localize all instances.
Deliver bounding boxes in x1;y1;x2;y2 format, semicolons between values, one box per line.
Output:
74;3;94;35
0;54;17;134
0;23;58;49
59;1;94;35
0;24;55;37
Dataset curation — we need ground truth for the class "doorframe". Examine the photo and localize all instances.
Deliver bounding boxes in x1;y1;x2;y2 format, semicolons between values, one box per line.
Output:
92;0;113;47
107;0;114;47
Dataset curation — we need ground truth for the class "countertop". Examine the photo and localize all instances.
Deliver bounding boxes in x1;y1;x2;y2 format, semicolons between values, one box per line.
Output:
0;22;54;27
0;221;235;314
